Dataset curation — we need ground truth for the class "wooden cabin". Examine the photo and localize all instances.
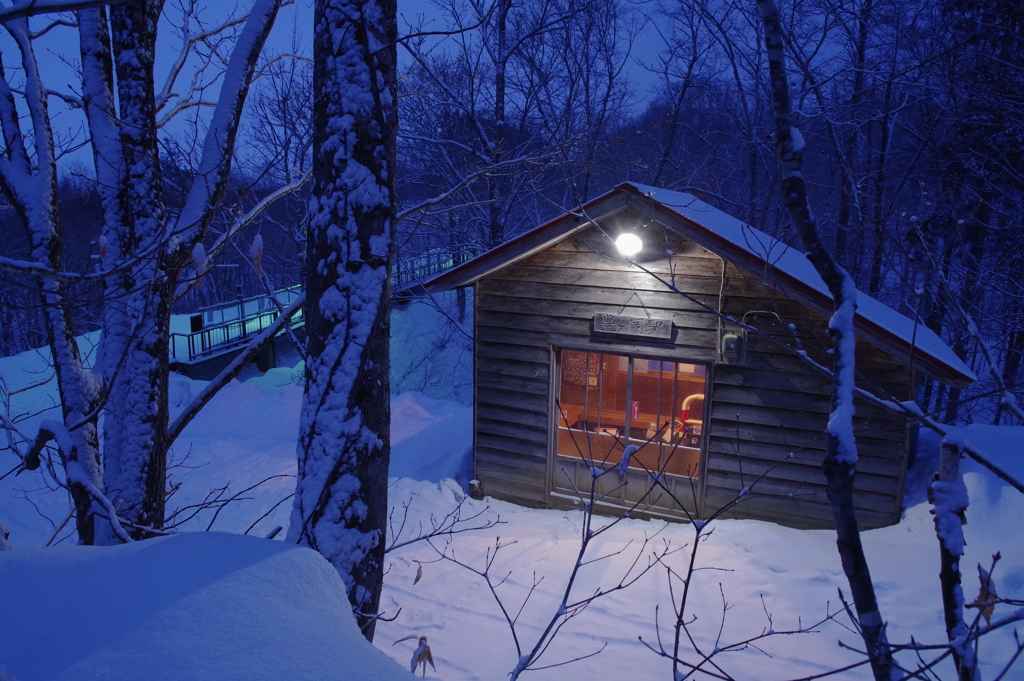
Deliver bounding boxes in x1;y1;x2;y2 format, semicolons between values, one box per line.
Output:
424;184;974;529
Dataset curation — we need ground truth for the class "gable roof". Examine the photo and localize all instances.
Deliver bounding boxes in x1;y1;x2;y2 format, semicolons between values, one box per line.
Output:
425;182;975;388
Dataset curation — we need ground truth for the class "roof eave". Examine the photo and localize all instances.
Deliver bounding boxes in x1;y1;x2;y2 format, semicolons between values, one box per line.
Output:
423;190;631;293
622;189;975;389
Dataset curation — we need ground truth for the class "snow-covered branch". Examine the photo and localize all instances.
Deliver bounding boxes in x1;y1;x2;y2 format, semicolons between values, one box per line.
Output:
173;170;311;302
0;0;128;23
172;0;282;245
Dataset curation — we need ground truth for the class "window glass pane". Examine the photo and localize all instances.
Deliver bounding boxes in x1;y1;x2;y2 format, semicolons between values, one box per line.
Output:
557;350;705;480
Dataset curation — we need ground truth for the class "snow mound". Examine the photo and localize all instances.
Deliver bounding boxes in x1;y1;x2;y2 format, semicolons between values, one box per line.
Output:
959;424;1024;491
0;533;407;681
390;392;472;485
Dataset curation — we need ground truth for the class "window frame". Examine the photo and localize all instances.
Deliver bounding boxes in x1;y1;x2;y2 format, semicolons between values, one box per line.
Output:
548;345;712;517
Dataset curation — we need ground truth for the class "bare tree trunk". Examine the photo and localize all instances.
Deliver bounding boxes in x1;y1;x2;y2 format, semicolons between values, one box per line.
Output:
993;302;1024;424
288;0;397;641
756;1;893;677
930;440;976;680
487;0;510;248
0;16;105;544
93;0;172;540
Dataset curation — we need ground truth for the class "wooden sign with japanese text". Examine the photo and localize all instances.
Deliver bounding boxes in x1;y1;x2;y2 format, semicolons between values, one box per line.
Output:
590;313;674;342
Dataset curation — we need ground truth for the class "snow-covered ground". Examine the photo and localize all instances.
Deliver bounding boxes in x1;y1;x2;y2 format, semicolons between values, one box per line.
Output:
2;332;1022;679
0;533;408;681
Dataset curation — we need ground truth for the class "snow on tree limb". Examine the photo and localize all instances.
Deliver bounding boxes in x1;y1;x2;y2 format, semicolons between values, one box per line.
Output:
0;0;129;24
173;0;282;245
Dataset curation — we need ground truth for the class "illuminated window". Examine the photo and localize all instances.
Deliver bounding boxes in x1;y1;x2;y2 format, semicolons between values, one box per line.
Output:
556;350;706;479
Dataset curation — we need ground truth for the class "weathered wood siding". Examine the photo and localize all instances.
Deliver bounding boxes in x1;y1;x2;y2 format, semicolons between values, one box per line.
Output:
708;282;912;529
473;215;911;529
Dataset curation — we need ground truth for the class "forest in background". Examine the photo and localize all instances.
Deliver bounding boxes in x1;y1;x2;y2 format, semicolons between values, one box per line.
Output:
0;0;1020;420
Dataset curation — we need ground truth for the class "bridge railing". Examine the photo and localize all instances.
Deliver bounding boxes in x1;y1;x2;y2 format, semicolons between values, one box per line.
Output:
170;287;304;363
393;248;475;290
170;249;471;364
198;285;303;327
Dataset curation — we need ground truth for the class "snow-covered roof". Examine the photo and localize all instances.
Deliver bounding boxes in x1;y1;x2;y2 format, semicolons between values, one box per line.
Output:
426;182;974;387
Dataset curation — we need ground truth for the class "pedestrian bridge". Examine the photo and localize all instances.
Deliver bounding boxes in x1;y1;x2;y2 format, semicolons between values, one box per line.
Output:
169;286;303;372
167;247;476;376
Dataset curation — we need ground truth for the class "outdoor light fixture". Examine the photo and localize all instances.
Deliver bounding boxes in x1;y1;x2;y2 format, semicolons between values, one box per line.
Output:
615;232;643;257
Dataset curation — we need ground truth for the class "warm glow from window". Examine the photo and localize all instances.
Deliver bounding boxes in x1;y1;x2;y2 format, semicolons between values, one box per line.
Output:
556;351;706;480
614;233;642;256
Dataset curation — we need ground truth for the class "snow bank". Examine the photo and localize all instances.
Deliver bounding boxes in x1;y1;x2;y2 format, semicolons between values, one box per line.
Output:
0;532;407;681
390;391;472;485
379;470;1024;680
1;324;470;545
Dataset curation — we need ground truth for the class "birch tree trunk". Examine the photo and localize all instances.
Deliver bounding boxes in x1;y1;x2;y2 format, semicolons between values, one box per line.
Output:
0;16;105;543
288;0;397;641
95;0;172;541
3;0;286;543
930;440;975;680
84;0;282;541
755;0;894;678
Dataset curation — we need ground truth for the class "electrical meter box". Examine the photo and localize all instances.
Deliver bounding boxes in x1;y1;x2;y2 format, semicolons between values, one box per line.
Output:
721;332;741;361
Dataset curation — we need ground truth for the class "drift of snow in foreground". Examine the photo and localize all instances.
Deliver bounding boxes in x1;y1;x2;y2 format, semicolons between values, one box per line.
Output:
2;344;1022;679
0;532;408;681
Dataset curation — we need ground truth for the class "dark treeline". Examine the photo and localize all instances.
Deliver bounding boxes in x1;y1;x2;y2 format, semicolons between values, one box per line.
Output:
396;0;1023;425
1;0;1020;424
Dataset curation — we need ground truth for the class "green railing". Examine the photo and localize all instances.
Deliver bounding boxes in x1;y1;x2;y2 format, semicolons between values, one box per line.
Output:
170;286;303;363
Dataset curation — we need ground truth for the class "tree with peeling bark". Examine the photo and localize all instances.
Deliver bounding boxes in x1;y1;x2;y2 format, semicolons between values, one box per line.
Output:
0;0;294;544
286;0;397;641
755;0;894;678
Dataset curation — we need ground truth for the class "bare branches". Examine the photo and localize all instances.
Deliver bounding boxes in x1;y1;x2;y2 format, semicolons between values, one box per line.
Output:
155;2;252;126
0;0;128;24
386;492;501;554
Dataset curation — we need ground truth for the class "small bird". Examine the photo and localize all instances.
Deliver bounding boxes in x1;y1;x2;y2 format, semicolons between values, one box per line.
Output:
393;635;435;677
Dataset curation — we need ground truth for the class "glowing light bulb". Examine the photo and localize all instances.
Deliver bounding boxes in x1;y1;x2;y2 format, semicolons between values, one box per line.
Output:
615;233;643;257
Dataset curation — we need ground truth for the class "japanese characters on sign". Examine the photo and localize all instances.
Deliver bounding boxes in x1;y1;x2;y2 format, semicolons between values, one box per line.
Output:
591;313;673;342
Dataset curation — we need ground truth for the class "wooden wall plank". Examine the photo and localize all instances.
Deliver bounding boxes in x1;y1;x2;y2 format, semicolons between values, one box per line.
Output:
476;358;549;381
480;279;721;310
477;446;547;472
704;455;900;495
475;473;548;505
477;418;547;444
703;488;893;530
476;370;549;395
477;432;547;459
476;341;551;363
704;438;904;477
477;402;549;431
477;296;721;330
